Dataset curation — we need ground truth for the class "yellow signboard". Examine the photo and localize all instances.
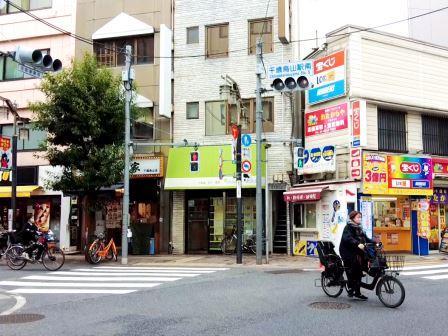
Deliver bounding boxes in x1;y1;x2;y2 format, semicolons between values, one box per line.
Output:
363;153;388;194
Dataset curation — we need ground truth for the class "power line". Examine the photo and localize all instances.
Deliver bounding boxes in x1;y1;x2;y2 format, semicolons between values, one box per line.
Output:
5;1;448;60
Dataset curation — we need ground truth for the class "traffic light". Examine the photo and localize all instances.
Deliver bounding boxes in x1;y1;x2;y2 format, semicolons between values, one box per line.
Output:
13;46;62;72
190;151;199;172
271;75;312;92
294;146;305;174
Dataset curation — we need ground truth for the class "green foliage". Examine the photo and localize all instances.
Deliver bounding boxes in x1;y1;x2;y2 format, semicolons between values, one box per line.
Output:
31;54;126;194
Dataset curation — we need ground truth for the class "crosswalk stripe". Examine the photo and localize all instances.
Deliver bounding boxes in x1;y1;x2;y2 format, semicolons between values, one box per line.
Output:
95;266;229;271
24;275;181;282
8;289;136;294
423;274;448;280
402;263;448;271
402;269;448;276
75;268;216;274
52;271;200;277
0;281;161;288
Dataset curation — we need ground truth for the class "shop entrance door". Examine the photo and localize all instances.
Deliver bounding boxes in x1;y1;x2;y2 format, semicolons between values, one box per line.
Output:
187;198;209;253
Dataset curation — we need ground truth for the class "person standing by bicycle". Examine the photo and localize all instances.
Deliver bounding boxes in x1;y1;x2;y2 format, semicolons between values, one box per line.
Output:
339;210;374;301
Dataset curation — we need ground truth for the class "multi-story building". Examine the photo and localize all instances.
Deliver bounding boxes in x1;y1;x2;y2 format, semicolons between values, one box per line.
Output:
0;0;76;250
168;0;300;254
74;0;173;254
286;25;448;256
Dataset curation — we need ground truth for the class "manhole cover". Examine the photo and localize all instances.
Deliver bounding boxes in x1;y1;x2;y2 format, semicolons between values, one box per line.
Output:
308;302;351;310
265;269;303;274
0;314;45;324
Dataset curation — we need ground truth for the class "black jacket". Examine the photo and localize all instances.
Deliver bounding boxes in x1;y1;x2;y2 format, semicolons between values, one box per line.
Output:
20;220;39;245
339;221;373;262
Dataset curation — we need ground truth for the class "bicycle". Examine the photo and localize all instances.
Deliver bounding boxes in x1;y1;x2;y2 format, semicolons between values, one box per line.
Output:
86;233;118;264
316;241;406;308
221;226;256;255
6;230;65;271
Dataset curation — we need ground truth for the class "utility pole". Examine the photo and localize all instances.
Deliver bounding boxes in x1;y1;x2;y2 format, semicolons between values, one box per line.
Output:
121;45;133;265
235;125;243;264
255;39;263;265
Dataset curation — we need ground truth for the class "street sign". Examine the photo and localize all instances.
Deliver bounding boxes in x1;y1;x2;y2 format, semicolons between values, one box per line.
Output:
18;64;43;79
241;134;252;147
242;160;252;173
268;60;313;80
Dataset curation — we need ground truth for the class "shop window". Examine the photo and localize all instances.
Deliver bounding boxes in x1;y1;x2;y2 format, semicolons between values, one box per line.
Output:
94;35;154;67
422;115;448;156
1;0;52;14
248;18;273;55
17;166;38;185
205;97;274;136
187;26;199;44
378;109;407;153
206;23;228;59
294;203;317;229
186;102;199;119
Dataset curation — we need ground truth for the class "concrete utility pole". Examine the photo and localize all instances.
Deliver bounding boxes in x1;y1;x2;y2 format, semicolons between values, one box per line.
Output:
121;45;133;265
235;125;243;264
255;39;263;265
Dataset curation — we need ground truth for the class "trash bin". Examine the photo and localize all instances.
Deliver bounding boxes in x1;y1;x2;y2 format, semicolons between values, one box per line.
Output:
149;238;155;255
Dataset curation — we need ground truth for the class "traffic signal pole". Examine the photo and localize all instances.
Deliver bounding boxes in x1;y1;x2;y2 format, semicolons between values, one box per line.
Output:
236;125;243;264
255;39;263;265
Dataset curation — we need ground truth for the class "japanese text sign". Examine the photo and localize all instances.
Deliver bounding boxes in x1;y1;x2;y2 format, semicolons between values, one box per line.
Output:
363;153;388;194
308;50;346;105
0;136;12;171
303;146;336;174
305;102;348;137
433;158;448;175
268;60;313;79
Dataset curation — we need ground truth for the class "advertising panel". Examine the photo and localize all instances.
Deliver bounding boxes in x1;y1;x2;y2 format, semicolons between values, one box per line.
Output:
303;145;336;174
350;148;362;180
351;100;367;147
308;50;346;105
305;102;348;137
433;158;448;175
363;153;433;195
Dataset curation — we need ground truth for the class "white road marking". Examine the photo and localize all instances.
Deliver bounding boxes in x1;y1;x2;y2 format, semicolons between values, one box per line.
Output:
8;289;136;294
96;266;229;271
24;275;180;282
0;281;161;288
52;271;199;277
423;274;448;280
0;294;26;316
402;263;448;271
402;268;448;276
75;268;216;274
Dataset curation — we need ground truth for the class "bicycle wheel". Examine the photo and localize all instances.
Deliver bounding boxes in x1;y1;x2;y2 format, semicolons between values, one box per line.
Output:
106;246;118;261
221;237;236;255
248;239;256;254
42;246;65;271
6;245;27;270
321;272;344;298
376;275;405;308
88;241;102;264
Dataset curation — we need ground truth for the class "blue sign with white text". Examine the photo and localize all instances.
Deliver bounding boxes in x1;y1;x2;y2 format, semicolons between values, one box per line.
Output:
308;79;346;105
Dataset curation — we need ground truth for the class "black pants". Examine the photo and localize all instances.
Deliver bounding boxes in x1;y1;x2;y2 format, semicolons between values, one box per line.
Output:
343;256;363;294
24;242;44;260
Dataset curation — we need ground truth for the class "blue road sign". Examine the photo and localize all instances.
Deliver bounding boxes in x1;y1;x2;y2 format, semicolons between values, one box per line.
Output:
241;134;252;147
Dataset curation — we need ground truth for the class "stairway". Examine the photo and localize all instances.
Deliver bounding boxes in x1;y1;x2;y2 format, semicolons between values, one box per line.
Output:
273;209;287;253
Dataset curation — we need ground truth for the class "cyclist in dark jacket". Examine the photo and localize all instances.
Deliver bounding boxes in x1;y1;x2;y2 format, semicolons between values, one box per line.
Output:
339;210;374;300
20;216;43;261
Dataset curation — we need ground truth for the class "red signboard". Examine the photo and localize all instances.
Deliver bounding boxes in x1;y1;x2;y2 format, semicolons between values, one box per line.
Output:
434;158;448;175
305;103;348;137
313;50;345;75
352;100;360;138
350;148;362;180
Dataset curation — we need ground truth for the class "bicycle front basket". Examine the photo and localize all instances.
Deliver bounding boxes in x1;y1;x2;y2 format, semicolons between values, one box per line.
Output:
385;255;405;271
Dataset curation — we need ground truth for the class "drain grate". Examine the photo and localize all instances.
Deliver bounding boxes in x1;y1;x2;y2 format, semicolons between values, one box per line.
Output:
265;269;303;274
0;314;45;324
308;302;351;310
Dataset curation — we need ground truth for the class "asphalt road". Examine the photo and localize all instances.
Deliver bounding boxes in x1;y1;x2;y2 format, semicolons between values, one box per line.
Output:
0;262;446;336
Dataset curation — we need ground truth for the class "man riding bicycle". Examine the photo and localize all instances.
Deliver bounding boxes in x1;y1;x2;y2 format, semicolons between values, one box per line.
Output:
339;210;375;300
20;216;44;261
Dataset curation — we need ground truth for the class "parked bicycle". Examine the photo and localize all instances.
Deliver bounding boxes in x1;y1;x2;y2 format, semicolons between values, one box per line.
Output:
86;233;118;264
316;241;405;308
221;226;256;255
6;230;65;271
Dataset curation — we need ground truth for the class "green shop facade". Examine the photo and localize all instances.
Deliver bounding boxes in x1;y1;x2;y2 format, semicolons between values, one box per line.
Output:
165;144;266;254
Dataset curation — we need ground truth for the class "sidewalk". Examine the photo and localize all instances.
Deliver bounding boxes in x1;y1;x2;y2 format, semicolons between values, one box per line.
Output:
62;252;448;269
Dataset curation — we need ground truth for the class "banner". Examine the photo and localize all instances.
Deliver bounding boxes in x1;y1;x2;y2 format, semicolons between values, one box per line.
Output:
34;202;51;232
351;100;367;147
363;153;433;196
303;145;336;174
305;102;348;137
417;200;431;239
360;200;373;239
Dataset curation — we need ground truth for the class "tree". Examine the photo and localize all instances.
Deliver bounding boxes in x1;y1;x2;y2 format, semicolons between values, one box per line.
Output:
32;53;126;195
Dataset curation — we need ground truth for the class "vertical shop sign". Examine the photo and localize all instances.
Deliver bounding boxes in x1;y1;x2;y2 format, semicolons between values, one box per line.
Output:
351;100;367;147
362;153;388;194
360;200;373;239
417;200;431;239
308;50;346;105
350;148;362;180
305;102;348;137
0;136;12;183
388;156;433;195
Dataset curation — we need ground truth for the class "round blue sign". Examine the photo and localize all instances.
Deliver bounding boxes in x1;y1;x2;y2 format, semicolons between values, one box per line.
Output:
322;146;335;161
241;134;252;147
310;147;322;163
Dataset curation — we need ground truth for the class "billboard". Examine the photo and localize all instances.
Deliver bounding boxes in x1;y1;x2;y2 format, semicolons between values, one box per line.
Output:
305;102;348;137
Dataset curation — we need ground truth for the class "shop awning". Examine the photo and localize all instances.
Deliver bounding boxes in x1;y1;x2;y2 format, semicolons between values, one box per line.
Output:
0;185;41;198
283;185;329;203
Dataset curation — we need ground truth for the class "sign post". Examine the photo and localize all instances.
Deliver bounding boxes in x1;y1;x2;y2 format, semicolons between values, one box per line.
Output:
232;125;243;264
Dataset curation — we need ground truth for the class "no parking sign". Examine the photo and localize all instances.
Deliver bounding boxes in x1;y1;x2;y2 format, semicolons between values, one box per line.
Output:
242;160;252;173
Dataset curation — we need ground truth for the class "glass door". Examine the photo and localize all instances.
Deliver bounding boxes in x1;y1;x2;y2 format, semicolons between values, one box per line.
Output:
187;198;209;253
209;197;225;252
